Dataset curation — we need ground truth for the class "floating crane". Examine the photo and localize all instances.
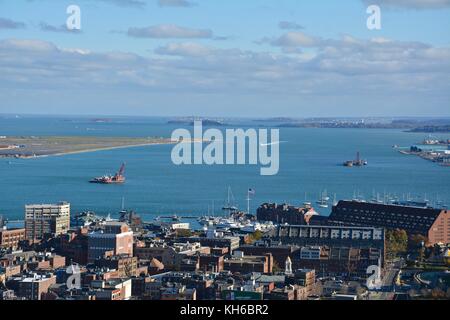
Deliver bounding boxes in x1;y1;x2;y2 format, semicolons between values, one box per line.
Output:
90;163;126;184
343;152;368;167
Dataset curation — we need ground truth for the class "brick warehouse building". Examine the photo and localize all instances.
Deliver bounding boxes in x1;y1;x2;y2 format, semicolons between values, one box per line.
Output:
329;200;450;245
257;203;319;225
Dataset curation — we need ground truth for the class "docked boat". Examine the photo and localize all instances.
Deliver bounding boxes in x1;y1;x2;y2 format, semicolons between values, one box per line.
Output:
222;186;239;213
316;190;329;208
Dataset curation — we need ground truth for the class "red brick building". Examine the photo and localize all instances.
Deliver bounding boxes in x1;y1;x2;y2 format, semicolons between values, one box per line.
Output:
0;228;26;249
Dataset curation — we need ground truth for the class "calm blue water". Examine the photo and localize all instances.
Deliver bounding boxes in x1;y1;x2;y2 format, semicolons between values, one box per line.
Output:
1;115;449;221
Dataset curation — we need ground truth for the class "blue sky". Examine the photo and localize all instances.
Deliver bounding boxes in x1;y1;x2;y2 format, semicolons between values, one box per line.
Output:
0;0;449;117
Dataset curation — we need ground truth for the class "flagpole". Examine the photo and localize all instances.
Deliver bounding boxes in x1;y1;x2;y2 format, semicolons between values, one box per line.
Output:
247;189;251;214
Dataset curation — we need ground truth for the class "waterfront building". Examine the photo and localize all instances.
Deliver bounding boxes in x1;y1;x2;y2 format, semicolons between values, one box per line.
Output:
257;203;319;225
329;200;450;244
25;202;70;241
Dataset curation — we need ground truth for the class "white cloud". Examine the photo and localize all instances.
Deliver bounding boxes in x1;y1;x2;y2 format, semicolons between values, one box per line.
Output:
0;36;449;115
155;42;213;57
263;32;321;48
158;0;196;7
128;24;213;38
361;0;450;9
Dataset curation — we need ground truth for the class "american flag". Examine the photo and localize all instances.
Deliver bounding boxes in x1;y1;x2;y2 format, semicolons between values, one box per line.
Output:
248;188;256;195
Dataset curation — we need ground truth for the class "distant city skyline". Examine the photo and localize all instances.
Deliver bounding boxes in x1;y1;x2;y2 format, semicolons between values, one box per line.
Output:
0;0;449;117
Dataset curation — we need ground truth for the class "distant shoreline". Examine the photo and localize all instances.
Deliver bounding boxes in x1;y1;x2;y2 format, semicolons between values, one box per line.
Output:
0;137;204;159
35;141;179;159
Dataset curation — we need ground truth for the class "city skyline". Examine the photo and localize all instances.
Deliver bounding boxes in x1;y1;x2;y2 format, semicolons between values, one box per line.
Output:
0;0;449;117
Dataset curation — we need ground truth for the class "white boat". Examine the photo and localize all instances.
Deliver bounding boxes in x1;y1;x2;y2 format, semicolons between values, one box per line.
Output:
316;190;329;208
216;218;241;230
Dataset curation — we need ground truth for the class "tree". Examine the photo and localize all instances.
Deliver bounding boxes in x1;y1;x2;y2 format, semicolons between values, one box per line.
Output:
246;230;264;244
386;229;408;258
175;229;192;238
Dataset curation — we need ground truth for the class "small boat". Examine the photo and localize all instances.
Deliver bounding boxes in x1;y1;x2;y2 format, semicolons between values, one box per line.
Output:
318;202;329;208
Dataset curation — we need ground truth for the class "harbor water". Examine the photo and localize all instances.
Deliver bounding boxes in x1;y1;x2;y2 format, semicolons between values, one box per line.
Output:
1;115;449;221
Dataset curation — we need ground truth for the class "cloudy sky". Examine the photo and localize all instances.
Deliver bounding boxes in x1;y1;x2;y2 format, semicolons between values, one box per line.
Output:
0;0;449;117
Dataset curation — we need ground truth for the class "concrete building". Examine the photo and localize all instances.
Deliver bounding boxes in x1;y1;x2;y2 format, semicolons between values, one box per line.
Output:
329;200;450;244
290;246;383;277
10;274;57;300
25;202;70;241
182;234;241;252
87;222;133;262
134;241;209;269
238;244;297;270
0;227;26;249
93;278;132;300
224;251;273;274
272;224;385;265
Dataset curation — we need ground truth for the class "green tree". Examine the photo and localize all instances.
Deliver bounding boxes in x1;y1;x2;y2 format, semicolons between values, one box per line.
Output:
386;229;408;258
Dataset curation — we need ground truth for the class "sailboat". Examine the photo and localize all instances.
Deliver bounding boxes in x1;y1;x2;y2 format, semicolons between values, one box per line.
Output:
332;193;338;207
316;190;329;208
222;186;238;213
322;189;330;201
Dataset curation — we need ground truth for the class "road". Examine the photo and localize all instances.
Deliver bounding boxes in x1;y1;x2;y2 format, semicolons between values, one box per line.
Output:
368;259;403;300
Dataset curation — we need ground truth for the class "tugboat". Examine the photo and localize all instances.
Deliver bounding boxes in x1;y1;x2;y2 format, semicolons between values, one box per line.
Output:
90;163;126;184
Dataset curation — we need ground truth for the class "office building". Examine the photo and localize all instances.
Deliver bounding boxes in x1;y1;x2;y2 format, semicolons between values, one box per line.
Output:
25;202;70;241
